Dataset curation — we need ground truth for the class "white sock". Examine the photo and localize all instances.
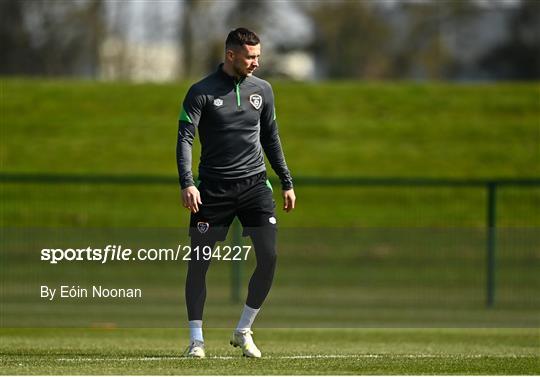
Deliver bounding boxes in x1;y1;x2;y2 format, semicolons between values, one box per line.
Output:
189;320;203;342
235;304;260;332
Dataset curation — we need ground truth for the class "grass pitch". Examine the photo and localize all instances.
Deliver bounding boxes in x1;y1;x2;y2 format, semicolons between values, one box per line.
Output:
2;79;539;228
2;80;539;374
1;328;538;375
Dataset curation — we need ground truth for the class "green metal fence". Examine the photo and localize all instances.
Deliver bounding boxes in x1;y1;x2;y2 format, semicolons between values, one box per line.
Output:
2;172;539;308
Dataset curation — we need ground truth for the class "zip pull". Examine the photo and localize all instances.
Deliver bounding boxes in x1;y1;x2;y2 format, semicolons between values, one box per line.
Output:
235;81;241;108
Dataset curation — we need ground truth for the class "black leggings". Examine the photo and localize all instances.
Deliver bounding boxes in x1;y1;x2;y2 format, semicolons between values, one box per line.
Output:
185;229;277;321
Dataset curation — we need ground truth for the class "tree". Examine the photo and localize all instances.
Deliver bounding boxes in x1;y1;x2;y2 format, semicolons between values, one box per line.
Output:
0;0;34;74
389;0;480;80
309;1;392;79
479;0;540;79
0;0;104;77
225;0;268;32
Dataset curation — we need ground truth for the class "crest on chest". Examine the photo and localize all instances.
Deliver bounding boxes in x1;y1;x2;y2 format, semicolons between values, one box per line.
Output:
249;94;263;110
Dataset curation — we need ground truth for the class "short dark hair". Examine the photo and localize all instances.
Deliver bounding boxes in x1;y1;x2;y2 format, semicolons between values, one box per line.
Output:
225;28;260;50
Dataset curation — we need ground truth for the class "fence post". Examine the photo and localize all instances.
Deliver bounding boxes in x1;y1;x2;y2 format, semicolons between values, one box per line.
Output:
486;182;497;308
230;219;242;303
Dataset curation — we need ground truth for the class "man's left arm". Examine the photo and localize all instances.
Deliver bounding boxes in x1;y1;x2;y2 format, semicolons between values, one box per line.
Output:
260;83;296;212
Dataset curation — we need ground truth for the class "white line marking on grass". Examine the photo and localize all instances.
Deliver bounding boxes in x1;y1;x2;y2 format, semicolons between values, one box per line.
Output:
56;354;528;362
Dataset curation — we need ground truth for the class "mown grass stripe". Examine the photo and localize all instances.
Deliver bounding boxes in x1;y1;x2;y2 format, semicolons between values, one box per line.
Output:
55;354;532;362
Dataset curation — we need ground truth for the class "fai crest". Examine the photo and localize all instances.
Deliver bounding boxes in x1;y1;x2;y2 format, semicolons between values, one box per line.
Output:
197;222;210;234
213;98;223;107
249;94;263;110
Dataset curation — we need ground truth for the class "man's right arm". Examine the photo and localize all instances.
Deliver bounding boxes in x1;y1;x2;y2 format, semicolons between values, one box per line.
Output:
176;87;204;189
177;87;205;213
176;121;196;189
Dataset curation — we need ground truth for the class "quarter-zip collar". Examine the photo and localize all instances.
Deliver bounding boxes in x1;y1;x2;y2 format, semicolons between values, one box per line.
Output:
217;63;246;85
217;63;245;108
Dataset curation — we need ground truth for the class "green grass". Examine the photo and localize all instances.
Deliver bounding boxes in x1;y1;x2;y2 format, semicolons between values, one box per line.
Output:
0;328;538;374
2;183;539;227
2;227;538;328
1;79;539;227
1;79;539;374
2;79;539;177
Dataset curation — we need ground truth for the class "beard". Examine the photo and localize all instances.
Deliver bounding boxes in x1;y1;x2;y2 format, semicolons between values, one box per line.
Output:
233;62;253;77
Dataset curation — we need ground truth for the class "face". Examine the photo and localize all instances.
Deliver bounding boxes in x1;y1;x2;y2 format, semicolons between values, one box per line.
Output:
229;44;261;77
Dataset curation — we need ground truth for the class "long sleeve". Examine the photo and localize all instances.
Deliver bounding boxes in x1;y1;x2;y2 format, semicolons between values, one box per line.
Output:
260;83;293;190
176;86;205;189
177;120;196;189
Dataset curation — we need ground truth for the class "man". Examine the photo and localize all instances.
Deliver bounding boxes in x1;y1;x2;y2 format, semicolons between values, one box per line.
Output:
176;27;296;358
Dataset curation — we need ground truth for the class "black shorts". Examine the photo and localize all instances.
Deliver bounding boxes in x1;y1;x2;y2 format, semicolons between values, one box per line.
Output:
189;171;277;242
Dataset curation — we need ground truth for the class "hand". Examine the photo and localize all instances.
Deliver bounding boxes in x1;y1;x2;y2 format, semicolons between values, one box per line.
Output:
282;189;296;213
182;186;202;213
